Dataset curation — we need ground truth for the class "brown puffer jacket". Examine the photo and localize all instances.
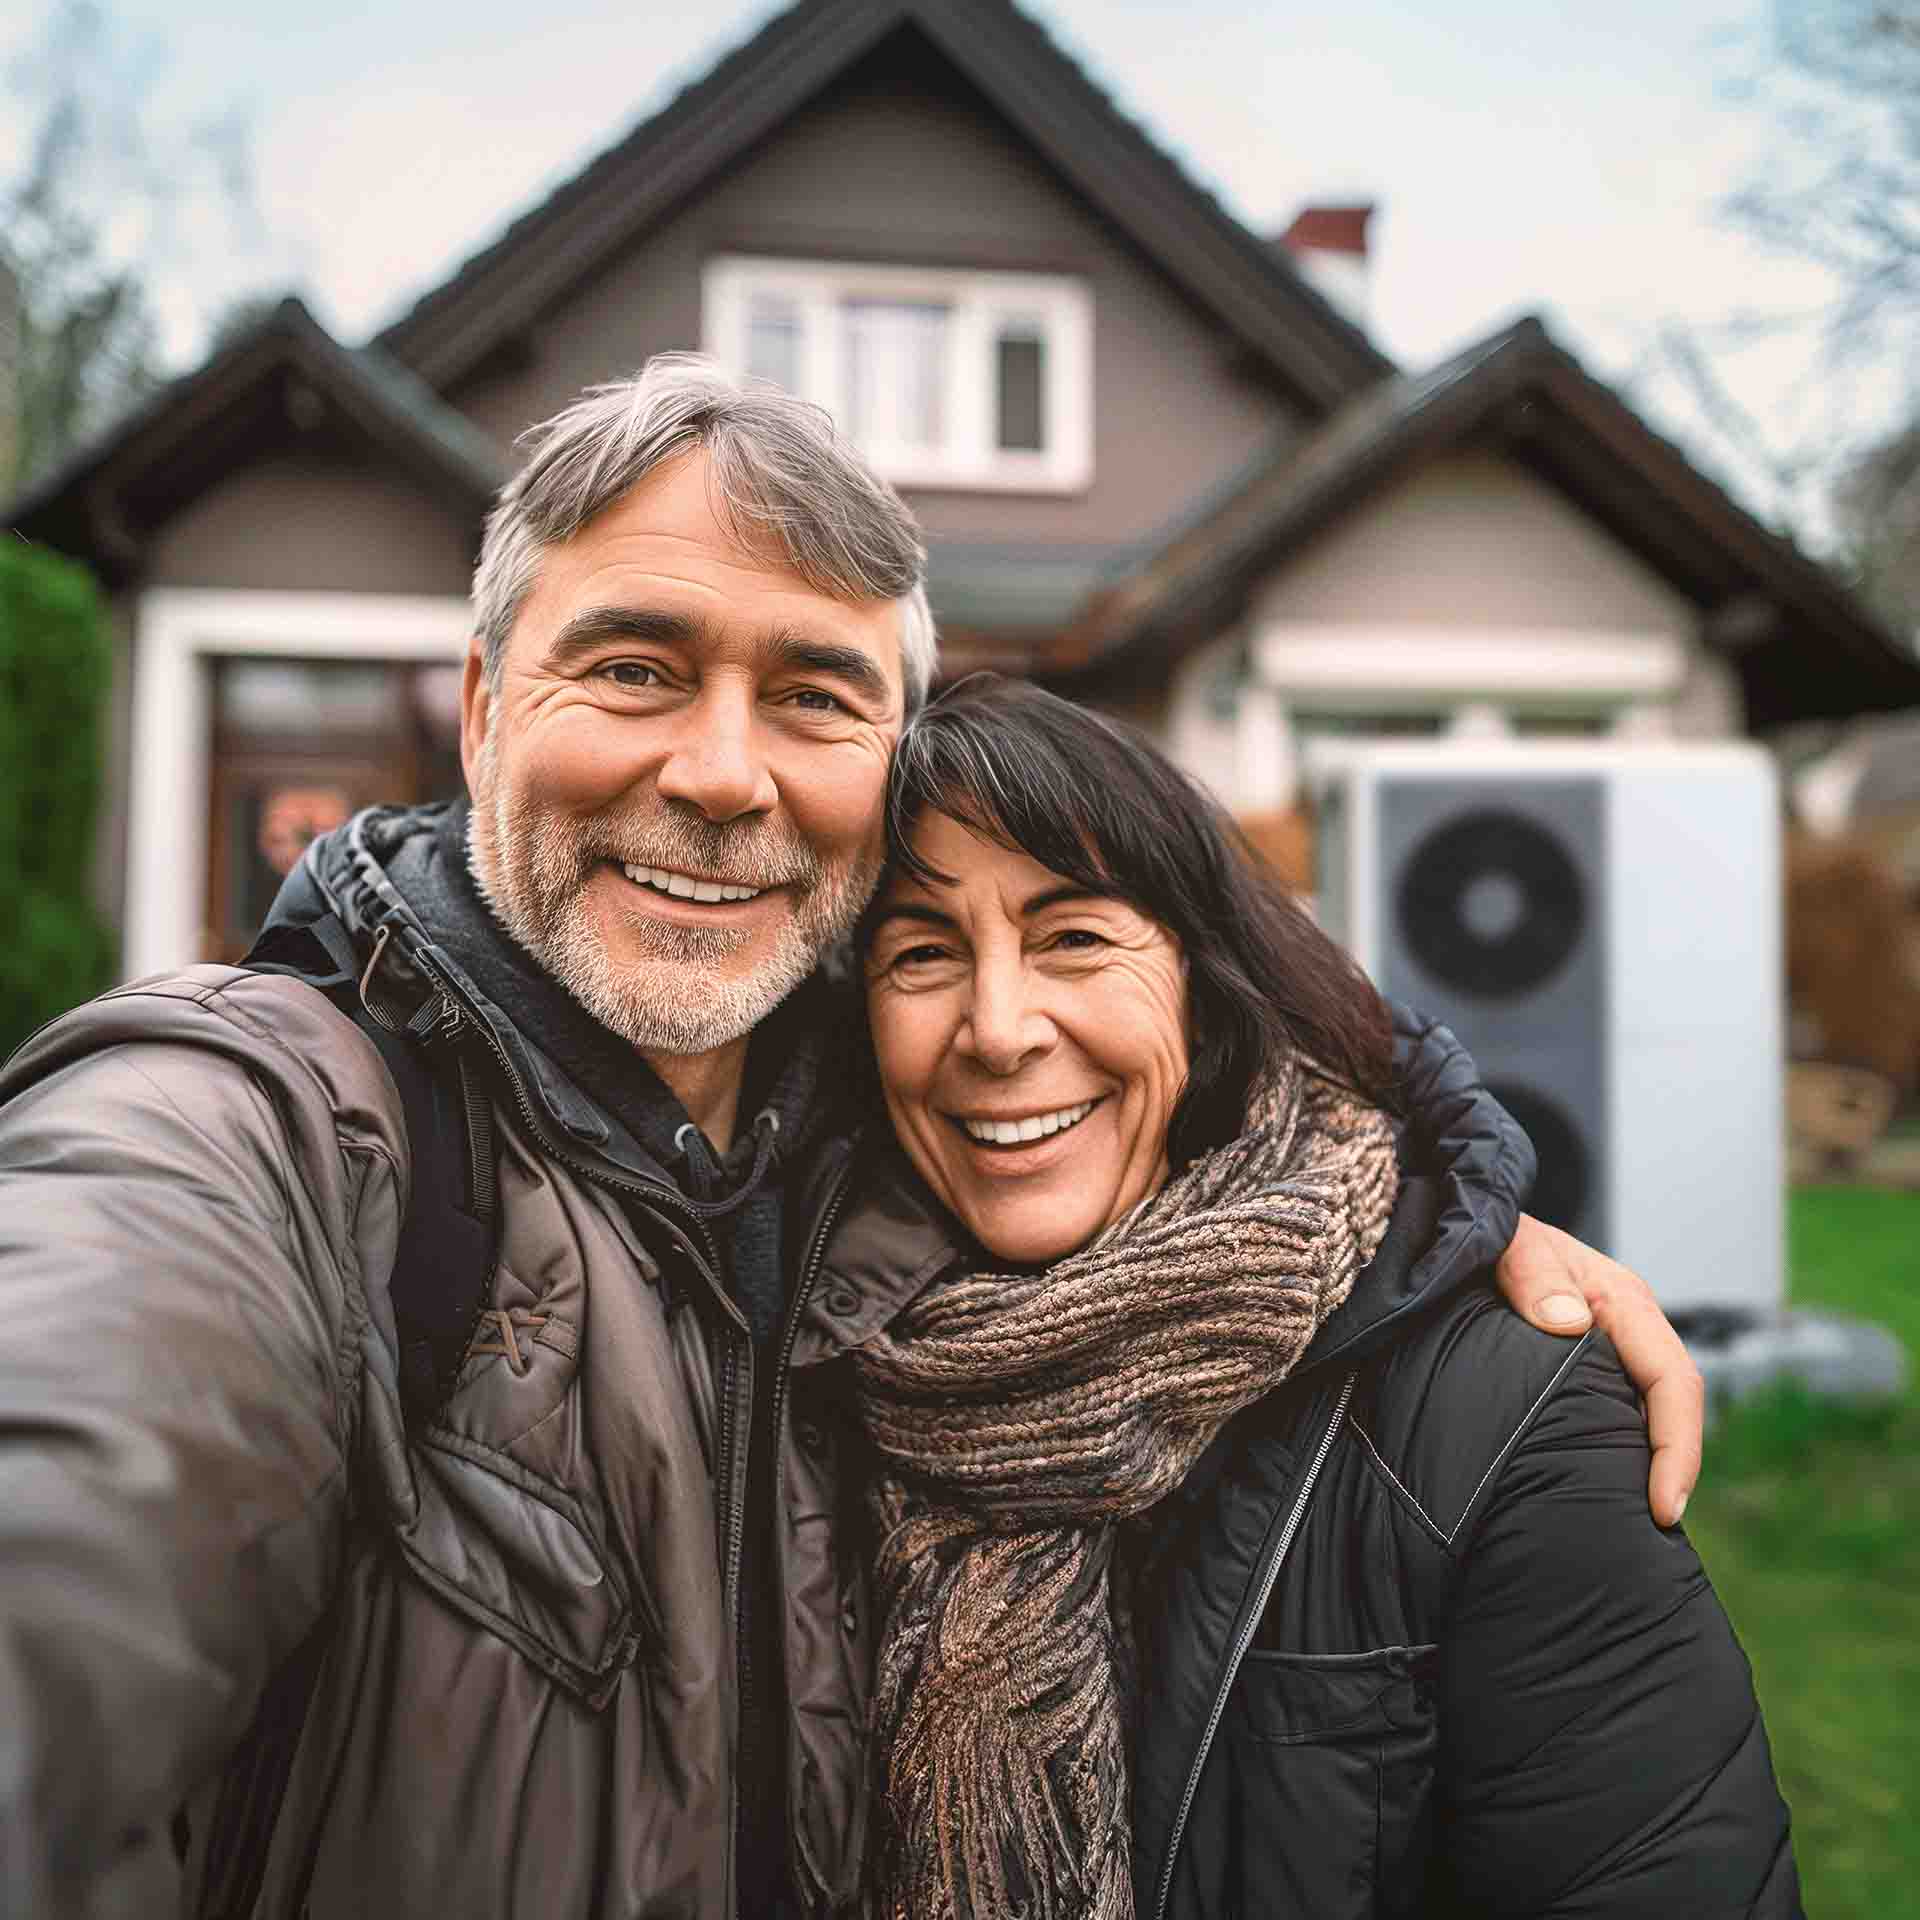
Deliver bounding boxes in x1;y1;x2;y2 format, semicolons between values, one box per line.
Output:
0;813;899;1920
0;813;1537;1920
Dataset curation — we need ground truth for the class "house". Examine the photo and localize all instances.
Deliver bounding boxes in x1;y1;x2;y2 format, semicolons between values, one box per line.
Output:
11;0;1920;976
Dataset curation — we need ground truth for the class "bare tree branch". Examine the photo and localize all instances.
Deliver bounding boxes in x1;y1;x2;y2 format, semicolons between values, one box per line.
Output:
0;0;259;495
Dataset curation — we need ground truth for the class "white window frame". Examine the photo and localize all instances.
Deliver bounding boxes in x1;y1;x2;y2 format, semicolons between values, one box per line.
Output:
701;254;1093;494
1251;624;1687;703
124;588;472;979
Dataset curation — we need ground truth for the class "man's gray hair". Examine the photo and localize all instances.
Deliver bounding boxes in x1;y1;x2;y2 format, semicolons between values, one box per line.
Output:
472;353;938;712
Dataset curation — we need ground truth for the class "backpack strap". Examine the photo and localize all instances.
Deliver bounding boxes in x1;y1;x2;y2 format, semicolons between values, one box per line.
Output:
246;912;498;1424
190;910;500;1913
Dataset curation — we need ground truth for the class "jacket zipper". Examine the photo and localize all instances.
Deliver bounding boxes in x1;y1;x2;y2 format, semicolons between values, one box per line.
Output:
764;1156;857;1908
406;969;753;1601
410;972;757;1913
1151;1370;1357;1920
402;956;861;1918
721;1332;750;1920
771;1155;855;1484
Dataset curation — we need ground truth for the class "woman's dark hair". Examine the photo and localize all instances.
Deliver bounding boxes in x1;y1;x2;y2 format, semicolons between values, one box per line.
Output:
868;674;1397;1168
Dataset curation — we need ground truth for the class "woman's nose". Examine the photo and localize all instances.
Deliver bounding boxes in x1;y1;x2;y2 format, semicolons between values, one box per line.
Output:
960;960;1055;1075
655;691;777;821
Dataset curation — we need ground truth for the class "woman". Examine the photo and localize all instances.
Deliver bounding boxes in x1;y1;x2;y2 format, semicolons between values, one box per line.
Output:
829;677;1797;1919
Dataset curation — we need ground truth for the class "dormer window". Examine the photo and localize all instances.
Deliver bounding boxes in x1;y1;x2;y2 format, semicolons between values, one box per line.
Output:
702;255;1092;493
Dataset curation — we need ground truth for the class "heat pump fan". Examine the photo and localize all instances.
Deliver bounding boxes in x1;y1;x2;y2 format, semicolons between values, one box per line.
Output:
1314;741;1783;1317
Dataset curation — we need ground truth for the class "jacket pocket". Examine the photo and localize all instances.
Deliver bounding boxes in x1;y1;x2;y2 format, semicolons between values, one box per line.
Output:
395;1430;654;1707
1218;1644;1437;1920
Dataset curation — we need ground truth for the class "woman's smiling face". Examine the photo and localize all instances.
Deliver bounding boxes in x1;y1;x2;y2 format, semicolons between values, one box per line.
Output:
864;809;1190;1264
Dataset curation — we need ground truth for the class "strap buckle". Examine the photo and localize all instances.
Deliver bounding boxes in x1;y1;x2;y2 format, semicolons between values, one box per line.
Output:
358;922;447;1039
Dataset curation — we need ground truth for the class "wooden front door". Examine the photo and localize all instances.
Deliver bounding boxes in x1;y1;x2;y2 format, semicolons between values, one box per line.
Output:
203;657;465;964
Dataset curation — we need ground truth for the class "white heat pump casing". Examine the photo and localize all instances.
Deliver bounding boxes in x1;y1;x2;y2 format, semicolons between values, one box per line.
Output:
1313;740;1783;1318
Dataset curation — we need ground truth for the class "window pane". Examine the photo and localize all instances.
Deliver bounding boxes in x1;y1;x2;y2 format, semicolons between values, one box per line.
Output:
745;292;803;391
1295;710;1446;739
843;300;948;451
1515;710;1611;737
996;327;1046;452
217;660;397;739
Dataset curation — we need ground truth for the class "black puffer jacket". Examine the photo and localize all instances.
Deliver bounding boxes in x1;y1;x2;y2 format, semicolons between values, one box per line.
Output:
1130;1010;1801;1917
827;1010;1799;1919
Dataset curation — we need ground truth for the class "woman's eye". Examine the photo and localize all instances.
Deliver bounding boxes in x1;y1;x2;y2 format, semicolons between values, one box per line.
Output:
884;943;953;975
1052;928;1106;951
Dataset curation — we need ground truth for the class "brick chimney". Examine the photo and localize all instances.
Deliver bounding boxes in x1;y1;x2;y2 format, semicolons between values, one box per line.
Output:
1275;203;1374;329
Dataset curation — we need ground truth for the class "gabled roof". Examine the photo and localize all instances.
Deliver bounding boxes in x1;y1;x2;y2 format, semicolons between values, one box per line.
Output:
7;298;505;585
371;0;1389;409
1051;316;1920;728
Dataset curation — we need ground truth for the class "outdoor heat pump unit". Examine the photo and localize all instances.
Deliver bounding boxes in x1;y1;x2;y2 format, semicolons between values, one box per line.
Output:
1313;740;1784;1320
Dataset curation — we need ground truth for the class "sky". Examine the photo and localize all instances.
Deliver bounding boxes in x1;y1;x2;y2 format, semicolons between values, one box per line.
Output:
1;0;1869;531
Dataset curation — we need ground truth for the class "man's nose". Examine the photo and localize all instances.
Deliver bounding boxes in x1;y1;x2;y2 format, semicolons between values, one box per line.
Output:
960;955;1055;1076
654;690;778;822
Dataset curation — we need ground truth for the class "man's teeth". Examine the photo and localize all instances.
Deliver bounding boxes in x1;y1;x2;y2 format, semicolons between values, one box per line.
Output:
622;863;762;903
962;1101;1095;1145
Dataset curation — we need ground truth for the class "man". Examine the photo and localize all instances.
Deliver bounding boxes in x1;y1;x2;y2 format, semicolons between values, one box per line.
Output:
0;356;1702;1918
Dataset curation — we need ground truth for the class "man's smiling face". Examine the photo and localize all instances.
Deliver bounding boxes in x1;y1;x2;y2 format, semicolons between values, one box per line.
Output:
462;447;905;1060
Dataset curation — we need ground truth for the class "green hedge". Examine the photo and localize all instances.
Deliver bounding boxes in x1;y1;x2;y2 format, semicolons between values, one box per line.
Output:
0;542;114;1057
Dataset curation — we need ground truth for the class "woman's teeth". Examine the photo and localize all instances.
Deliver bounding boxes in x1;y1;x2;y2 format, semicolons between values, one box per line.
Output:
622;863;763;903
961;1101;1095;1146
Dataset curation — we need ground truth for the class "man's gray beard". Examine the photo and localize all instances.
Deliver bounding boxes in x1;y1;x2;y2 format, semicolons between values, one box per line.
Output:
467;736;879;1057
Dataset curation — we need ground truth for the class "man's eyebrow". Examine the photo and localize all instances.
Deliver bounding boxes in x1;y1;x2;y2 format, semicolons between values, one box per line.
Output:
542;607;703;670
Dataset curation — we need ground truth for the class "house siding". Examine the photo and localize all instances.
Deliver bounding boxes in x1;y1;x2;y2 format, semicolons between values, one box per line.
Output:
1154;449;1749;815
1250;448;1698;640
145;447;477;597
445;49;1305;549
1246;445;1743;737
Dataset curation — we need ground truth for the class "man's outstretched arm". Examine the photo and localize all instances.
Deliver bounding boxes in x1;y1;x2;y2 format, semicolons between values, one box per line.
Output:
0;974;402;1917
1492;1215;1705;1527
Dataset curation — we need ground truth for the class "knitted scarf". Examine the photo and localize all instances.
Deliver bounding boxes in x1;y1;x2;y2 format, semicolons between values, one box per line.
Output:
852;1057;1400;1920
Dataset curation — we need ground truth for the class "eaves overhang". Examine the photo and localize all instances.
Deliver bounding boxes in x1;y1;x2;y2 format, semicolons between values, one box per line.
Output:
1045;316;1920;729
6;298;506;587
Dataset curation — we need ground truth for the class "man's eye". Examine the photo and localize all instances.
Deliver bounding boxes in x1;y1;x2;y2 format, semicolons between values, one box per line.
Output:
603;661;661;689
785;687;847;714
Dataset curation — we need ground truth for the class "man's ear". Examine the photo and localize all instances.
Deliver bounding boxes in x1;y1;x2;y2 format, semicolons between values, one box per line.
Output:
460;634;490;792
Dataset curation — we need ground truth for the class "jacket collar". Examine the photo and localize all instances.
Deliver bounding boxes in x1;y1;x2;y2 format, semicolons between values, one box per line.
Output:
1298;1002;1536;1375
789;1138;961;1369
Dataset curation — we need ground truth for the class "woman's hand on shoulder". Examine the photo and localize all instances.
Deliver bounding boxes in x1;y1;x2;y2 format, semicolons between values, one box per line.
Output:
1492;1214;1704;1528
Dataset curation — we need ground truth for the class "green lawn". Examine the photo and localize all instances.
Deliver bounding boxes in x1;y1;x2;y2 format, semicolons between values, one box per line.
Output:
1683;1187;1920;1919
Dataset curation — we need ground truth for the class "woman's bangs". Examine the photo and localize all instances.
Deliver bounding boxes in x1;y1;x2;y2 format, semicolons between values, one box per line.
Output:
887;715;1120;900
